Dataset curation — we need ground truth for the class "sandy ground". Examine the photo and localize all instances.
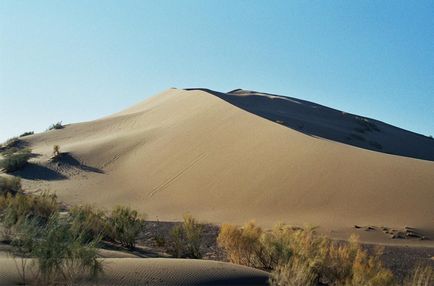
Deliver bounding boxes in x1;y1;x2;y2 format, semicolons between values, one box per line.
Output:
7;88;434;245
0;256;269;286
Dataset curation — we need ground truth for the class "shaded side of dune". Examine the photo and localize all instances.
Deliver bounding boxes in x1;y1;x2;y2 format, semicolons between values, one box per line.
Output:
185;88;434;161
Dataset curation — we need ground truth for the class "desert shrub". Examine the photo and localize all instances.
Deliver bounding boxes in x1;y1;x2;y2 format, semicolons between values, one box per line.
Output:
217;221;264;267
10;217;40;285
168;214;203;258
0;192;58;230
108;206;145;249
217;221;293;269
0;176;21;196
0;148;32;172
69;205;108;243
48;121;64;130
404;265;434;286
4;137;20;148
269;230;394;286
270;257;317;286
218;221;394;285
19;131;34;137
52;144;61;158
26;214;102;284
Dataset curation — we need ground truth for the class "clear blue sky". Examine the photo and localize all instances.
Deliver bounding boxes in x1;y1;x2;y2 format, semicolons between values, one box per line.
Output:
1;1;433;142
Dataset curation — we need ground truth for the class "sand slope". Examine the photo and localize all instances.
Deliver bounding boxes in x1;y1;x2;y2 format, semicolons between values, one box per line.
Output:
0;258;269;285
16;88;434;237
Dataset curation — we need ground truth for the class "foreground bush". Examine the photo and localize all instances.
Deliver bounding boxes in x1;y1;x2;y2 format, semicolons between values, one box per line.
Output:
168;213;203;258
1;193;102;284
0;148;32;172
0;176;21;196
218;221;394;286
108;206;145;249
12;214;102;284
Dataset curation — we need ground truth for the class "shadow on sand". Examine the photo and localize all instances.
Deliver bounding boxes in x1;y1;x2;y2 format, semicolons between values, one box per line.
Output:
13;163;67;180
56;152;104;174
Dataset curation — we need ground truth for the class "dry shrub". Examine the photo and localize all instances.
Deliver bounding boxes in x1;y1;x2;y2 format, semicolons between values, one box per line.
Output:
404;265;434;286
218;222;294;269
218;221;394;286
271;257;317;286
270;230;394;286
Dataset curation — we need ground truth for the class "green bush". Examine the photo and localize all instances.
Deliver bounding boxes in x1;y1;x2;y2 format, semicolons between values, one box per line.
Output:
69;205;108;243
0;148;32;172
19;131;34;137
4;137;20;148
11;214;102;284
108;206;145;249
0;176;22;196
3;196;103;284
33;215;102;284
0;192;58;230
168;213;203;258
48;121;64;130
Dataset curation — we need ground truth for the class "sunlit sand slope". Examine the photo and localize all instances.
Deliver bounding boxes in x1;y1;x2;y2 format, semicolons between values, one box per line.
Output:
18;88;434;236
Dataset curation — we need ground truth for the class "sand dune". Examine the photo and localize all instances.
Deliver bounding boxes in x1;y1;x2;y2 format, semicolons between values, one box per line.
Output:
16;88;434;240
0;257;269;285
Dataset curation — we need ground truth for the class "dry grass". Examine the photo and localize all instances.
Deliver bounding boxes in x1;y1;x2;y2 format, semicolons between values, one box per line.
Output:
218;221;395;286
404;265;434;286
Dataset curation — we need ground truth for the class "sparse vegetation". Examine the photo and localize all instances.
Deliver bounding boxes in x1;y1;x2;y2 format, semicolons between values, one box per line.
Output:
218;221;394;286
3;137;20;148
168;213;203;258
0;192;58;232
108;206;145;249
19;131;34;137
0;176;22;196
0;148;32;172
48;121;64;130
